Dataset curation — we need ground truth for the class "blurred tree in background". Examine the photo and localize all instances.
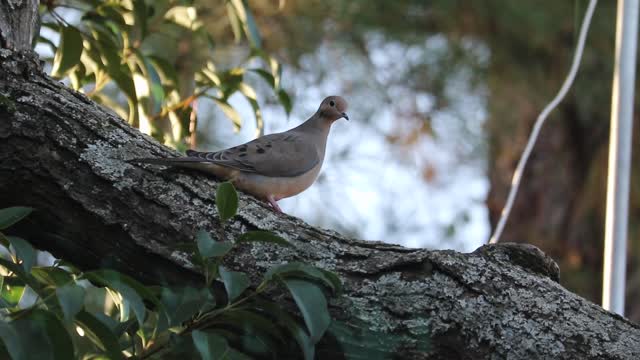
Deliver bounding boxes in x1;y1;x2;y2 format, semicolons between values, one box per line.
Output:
39;0;291;149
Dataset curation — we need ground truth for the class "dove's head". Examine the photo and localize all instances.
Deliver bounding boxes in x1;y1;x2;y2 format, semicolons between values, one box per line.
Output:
318;96;349;122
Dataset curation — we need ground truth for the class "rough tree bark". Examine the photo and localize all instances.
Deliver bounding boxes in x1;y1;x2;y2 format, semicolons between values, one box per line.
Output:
2;6;640;360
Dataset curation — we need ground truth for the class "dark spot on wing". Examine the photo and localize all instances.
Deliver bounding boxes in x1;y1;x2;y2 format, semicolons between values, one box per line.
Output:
266;143;272;148
239;153;247;157
257;148;266;154
238;145;248;152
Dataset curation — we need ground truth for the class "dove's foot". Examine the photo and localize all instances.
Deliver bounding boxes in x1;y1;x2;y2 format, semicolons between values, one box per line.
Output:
267;195;283;213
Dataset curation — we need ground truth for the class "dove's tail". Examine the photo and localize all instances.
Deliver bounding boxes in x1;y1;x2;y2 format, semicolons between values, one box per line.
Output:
129;157;236;179
128;157;207;165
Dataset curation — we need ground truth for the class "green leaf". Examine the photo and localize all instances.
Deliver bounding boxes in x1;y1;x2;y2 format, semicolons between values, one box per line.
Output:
148;55;179;88
219;266;250;302
282;279;331;344
31;266;74;287
229;0;262;49
236;231;291;247
15;309;75;360
264;262;341;295
75;310;125;360
249;69;275;88
212;98;243;132
192;331;227;360
226;3;243;43
196;230;233;258
214;308;284;355
88;26;137;105
56;283;85;323
216;182;239;222
165;6;202;30
317;269;343;296
0;321;24;360
0;233;9;249
0;207;33;230
159;286;212;327
8;236;36;272
0;259;43;298
133;0;148;38
1;276;25;308
51;25;84;78
82;270;158;326
258;301;314;360
238;82;264;135
192;331;251;360
277;89;292;116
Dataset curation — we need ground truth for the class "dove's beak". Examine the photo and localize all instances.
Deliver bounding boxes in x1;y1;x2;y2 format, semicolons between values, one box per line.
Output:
341;112;349;121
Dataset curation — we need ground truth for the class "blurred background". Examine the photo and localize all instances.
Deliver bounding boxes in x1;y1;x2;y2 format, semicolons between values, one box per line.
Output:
37;1;640;320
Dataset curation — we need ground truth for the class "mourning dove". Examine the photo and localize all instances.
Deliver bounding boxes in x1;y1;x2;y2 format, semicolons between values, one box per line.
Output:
133;96;349;212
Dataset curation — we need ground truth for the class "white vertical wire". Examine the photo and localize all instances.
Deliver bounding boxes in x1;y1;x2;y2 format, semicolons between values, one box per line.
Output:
489;0;598;244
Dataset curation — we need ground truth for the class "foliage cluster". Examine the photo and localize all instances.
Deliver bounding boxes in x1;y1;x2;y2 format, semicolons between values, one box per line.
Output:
0;183;340;359
40;0;291;148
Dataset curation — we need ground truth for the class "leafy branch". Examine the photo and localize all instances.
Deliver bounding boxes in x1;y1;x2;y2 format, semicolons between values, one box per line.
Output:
0;183;341;359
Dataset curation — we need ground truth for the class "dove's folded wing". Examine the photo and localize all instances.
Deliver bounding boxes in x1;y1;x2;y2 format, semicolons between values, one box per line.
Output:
186;132;320;178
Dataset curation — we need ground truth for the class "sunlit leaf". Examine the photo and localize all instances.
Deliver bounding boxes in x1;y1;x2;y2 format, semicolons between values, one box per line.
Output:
165;6;202;30
219;266;250;302
7;236;35;273
219;69;245;98
88;26;137;111
148;55;179;88
82;270;159;326
212;98;243;131
236;231;291;247
282;279;331;344
1;277;25;308
229;0;262;49
0;207;33;230
75;310;125;360
56;283;85;324
216;181;239;222
0;259;42;298
226;3;243;43
51;25;83;78
238;82;264;136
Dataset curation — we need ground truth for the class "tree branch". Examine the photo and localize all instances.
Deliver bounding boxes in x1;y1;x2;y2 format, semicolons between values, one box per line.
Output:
1;49;639;359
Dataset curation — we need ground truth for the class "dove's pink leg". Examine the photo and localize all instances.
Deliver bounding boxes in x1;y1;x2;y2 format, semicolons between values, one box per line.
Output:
267;195;283;213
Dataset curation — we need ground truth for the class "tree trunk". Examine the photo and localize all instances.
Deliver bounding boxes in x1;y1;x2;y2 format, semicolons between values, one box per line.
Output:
1;48;640;359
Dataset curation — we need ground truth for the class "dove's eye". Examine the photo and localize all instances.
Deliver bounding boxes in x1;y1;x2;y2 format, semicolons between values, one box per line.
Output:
329;100;335;107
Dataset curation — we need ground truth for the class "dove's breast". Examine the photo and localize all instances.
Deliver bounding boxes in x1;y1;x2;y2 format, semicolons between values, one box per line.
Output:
232;161;323;201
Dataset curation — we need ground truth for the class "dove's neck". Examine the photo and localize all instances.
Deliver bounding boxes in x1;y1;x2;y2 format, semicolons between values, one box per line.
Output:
295;113;332;156
297;112;331;130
